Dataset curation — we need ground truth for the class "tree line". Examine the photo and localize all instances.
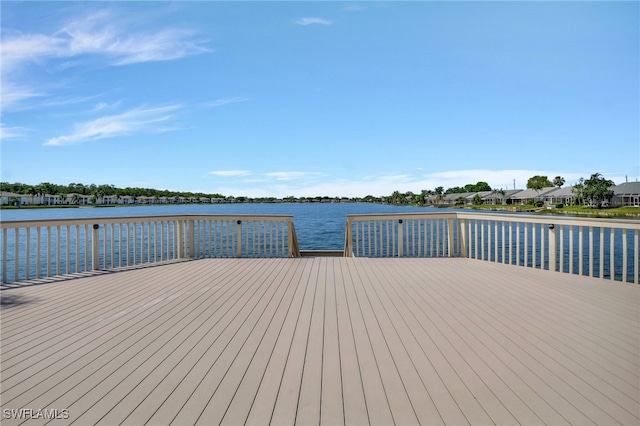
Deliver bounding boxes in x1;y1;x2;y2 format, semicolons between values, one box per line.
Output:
0;182;224;202
1;172;618;208
381;173;617;208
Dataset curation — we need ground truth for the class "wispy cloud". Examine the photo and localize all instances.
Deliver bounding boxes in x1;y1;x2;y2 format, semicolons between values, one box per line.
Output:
92;101;122;112
201;97;249;108
208;169;598;198
1;9;210;111
264;171;324;181
208;170;251;177
0;124;29;140
296;17;333;26
44;104;181;146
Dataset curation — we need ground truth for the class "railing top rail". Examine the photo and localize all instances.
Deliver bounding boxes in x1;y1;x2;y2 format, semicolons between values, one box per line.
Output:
455;212;640;229
0;214;295;229
346;212;457;220
346;211;640;229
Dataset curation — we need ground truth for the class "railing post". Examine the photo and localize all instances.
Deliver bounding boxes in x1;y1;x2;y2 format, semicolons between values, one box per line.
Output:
447;218;455;257
189;220;195;258
236;220;243;258
548;224;556;271
177;220;184;258
458;218;468;258
397;219;404;257
92;224;100;270
2;228;7;283
288;220;300;258
344;218;353;257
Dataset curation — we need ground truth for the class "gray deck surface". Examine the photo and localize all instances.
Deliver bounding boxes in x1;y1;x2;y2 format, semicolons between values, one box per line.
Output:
1;257;638;425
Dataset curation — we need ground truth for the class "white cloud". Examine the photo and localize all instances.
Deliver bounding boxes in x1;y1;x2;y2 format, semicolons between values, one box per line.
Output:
208;170;251;177
44;104;181;146
1;9;210;111
0;82;45;111
201;97;249;108
296;17;333;26
206;169;602;198
264;171;324;181
422;169;585;190
92;101;122;112
0;125;28;140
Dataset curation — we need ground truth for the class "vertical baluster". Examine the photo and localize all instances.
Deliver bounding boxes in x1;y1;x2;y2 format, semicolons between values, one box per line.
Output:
63;225;68;274
423;219;428;257
569;226;574;274
74;225;80;272
634;230;639;284
101;224;106;269
494;221;498;262
36;227;42;278
609;229;615;280
578;226;584;276
92;224;99;270
126;222;131;265
599;227;605;279
25;227;31;280
83;224;88;271
14;228;20;282
2;228;7;283
515;222;521;266
532;223;537;269
540;223;546;270
478;220;483;260
589;226;594;278
56;225;61;276
524;223;529;268
471;220;477;260
501;221;506;264
110;223;115;269
410;219;416;256
559;225;565;272
622;229;628;282
271;220;275;257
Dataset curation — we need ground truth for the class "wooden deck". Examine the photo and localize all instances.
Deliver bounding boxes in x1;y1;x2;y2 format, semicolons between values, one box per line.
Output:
1;258;638;425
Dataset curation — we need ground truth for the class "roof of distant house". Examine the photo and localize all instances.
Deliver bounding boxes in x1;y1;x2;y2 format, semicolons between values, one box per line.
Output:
613;182;640;195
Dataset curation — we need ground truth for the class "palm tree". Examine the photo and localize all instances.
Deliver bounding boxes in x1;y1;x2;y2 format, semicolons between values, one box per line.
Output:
553;176;565;188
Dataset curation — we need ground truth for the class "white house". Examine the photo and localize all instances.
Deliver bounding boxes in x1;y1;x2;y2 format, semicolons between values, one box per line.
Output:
612;182;640;207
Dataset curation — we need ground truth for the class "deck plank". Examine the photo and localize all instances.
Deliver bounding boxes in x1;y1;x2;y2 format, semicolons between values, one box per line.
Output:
1;257;638;426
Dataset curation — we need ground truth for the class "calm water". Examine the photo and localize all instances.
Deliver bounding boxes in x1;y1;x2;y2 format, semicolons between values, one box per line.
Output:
0;203;437;250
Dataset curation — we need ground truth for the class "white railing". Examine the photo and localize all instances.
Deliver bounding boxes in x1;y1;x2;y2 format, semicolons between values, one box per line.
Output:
345;213;457;258
345;212;640;284
0;215;300;283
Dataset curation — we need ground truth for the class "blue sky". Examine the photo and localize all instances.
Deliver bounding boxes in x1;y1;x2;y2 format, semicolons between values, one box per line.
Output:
1;1;638;198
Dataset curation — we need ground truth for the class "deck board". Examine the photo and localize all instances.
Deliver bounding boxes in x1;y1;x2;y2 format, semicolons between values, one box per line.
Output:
1;257;638;425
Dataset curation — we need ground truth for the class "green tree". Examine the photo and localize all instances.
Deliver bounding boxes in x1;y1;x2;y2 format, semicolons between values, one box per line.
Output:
434;186;445;205
583;173;614;208
553;176;565;188
472;194;483;205
571;178;584;205
526;175;553;192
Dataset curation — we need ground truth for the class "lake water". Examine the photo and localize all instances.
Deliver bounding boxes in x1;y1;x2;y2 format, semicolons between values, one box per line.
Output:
0;203;440;250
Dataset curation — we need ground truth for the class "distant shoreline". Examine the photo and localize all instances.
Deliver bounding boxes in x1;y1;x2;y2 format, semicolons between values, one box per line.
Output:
2;202;638;218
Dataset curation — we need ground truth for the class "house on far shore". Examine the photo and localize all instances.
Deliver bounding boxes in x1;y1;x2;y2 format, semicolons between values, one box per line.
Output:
508;187;556;205
541;186;575;206
482;189;523;205
1;191;33;206
612;182;640;207
64;193;91;205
